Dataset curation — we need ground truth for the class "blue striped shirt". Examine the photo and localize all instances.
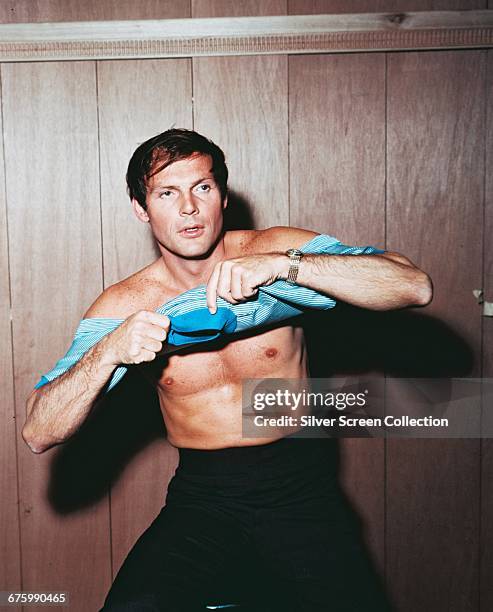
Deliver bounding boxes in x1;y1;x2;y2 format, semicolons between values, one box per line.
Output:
34;234;384;392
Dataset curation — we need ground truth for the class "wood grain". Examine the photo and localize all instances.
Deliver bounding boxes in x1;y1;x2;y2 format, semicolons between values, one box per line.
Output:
96;56;192;588
193;55;289;229
387;51;484;344
0;65;21;605
192;0;288;227
386;50;484;612
1;12;492;62
0;0;190;23
0;0;486;22
192;0;287;17
3;60;110;611
289;54;385;247
97;58;192;287
481;47;493;612
289;52;387;576
288;0;487;12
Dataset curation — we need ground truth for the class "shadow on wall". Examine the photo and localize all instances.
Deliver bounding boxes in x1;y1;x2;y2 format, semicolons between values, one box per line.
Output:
223;190;256;231
303;305;474;378
48;369;165;514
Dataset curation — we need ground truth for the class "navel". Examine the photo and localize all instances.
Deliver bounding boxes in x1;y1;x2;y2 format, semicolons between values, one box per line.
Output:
265;348;278;358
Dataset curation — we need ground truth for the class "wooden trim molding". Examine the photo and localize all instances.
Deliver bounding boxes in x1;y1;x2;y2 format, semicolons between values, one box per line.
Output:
0;11;492;62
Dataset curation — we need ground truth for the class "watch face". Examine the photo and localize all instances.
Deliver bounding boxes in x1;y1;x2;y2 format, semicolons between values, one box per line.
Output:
286;248;303;256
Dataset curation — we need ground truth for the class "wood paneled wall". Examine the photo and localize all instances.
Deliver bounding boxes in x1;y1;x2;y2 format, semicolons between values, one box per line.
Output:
3;60;109;611
386;50;485;611
288;0;488;12
0;55;19;600
0;0;491;22
289;52;388;573
482;49;493;612
0;2;491;611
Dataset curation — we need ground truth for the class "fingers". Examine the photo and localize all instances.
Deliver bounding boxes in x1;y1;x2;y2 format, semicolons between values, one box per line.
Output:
207;261;238;313
130;312;170;339
138;316;169;355
134;310;171;331
206;263;221;314
138;348;159;363
107;310;172;365
230;266;257;300
207;261;260;313
230;265;244;302
216;262;239;304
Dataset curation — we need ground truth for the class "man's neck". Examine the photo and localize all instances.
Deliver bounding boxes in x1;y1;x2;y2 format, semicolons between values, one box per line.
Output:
157;233;228;292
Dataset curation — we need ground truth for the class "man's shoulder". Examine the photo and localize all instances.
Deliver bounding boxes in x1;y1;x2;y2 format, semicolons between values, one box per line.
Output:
83;261;164;320
228;226;319;255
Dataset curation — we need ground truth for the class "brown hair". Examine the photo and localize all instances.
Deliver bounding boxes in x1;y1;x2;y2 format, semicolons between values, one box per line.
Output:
126;128;228;210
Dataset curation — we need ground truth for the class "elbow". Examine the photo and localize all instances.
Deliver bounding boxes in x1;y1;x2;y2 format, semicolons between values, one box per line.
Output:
22;393;53;454
411;272;433;307
21;422;52;454
21;426;48;454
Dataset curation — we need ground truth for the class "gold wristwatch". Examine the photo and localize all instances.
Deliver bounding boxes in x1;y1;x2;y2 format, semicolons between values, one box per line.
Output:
285;248;303;284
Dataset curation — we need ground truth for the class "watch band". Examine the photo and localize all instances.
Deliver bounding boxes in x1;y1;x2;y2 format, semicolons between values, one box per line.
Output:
285;248;303;284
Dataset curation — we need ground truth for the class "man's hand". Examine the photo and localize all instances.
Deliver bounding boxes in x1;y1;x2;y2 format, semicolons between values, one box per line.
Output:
102;311;171;365
206;253;287;314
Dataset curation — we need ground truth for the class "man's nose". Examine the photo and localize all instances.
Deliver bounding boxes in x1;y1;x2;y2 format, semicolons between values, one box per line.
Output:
179;192;199;215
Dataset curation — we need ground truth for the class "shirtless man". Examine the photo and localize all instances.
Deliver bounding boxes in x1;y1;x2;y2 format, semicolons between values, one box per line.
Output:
22;129;432;611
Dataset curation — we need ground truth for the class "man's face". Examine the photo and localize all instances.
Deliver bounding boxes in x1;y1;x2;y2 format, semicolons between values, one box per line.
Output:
134;153;227;259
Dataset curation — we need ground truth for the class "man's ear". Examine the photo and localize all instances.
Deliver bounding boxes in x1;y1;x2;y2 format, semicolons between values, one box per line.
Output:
132;198;150;223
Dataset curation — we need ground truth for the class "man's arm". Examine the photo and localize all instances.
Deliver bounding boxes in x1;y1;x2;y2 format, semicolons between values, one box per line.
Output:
206;226;432;312
284;251;431;310
22;287;170;454
23;335;121;454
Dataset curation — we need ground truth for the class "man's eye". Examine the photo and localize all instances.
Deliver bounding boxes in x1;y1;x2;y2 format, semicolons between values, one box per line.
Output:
197;184;211;192
159;191;172;198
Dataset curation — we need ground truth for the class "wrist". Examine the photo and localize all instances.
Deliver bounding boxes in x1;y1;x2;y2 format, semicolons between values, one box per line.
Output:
274;252;292;281
95;335;120;369
284;248;304;284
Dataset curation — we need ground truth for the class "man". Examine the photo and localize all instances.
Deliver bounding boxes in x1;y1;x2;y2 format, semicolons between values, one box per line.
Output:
22;129;432;611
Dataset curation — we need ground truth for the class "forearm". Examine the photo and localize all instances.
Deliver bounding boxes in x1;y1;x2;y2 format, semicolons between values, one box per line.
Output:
278;253;432;310
22;335;117;453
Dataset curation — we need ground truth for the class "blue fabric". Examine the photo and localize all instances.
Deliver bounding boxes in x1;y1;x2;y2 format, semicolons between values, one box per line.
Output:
34;234;384;392
168;308;238;345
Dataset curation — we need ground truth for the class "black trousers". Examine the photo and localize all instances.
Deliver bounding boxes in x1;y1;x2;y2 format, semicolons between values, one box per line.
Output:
100;434;391;611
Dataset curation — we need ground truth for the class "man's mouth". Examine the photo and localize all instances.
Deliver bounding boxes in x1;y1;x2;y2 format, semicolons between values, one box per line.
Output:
179;225;204;237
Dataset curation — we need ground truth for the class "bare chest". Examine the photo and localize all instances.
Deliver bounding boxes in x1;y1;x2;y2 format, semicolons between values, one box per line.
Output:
126;230;307;399
140;322;306;398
